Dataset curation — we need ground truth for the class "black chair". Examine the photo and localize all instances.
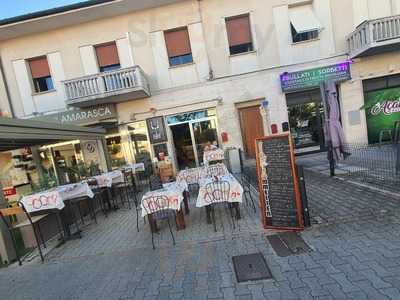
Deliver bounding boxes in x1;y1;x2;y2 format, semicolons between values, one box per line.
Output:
112;170;135;210
203;180;235;232
142;195;176;250
149;174;163;191
241;173;256;213
87;178;109;218
0;205;63;265
123;170;142;232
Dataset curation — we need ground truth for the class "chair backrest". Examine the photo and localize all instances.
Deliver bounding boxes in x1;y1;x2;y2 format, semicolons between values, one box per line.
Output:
0;206;28;229
142;195;173;219
206;164;227;177
149;174;163;191
204;180;230;204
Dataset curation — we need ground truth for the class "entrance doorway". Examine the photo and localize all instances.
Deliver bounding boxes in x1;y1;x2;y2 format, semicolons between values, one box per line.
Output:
171;123;196;169
167;109;219;170
286;89;325;154
238;105;264;158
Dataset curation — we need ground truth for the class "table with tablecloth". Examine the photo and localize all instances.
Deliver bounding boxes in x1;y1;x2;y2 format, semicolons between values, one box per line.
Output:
121;163;145;173
176;163;229;186
91;170;124;188
141;181;189;231
196;173;243;222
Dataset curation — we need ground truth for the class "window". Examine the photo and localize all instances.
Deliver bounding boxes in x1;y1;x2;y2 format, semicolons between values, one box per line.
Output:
164;27;193;66
95;42;121;72
289;5;321;43
28;56;54;93
225;14;253;55
291;24;319;43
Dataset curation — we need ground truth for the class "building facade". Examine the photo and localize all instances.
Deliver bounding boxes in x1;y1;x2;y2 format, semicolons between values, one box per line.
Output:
0;0;399;173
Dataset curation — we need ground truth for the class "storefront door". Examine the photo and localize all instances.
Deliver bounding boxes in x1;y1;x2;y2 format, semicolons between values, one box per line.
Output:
286;89;325;154
167;109;219;170
238;106;264;158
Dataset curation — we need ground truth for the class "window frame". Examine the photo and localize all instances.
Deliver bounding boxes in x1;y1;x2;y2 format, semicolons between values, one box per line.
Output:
290;23;319;44
225;13;254;56
164;26;194;67
27;56;55;94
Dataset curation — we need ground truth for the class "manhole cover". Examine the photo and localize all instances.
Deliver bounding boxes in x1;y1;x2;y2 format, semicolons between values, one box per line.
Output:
232;253;273;283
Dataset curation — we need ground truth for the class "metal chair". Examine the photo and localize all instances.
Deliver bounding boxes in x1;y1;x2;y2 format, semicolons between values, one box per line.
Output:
142;195;176;250
206;164;227;177
0;205;61;265
241;173;256;213
123;170;142;232
203;180;234;232
149;174;163;191
87;178;108;218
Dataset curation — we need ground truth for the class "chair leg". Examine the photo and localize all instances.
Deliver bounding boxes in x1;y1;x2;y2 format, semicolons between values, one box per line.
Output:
211;206;217;232
126;187;132;210
36;222;46;248
71;203;81;238
91;197;97;224
55;211;65;242
228;204;236;230
9;228;22;266
167;217;176;246
32;224;44;262
77;202;84;225
151;228;155;250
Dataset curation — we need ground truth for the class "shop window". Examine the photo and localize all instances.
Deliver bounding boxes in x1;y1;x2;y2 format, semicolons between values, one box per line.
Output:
106;135;126;168
289;5;321;43
225;14;254;55
28;56;54;93
95;42;121;72
164;27;193;66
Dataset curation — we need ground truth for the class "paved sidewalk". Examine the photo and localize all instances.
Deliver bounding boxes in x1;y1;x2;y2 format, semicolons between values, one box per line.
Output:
1;173;400;299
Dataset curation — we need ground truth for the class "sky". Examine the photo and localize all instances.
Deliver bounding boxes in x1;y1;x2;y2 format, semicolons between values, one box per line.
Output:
0;0;85;20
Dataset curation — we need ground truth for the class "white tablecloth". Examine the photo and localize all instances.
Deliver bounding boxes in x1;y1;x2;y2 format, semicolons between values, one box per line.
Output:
20;182;94;213
121;163;145;173
92;170;124;188
196;174;243;208
141;181;187;217
177;164;228;185
203;148;225;164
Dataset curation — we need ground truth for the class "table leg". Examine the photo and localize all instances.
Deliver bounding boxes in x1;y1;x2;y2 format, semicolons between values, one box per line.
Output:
205;206;212;224
234;203;241;220
175;210;186;230
183;191;190;215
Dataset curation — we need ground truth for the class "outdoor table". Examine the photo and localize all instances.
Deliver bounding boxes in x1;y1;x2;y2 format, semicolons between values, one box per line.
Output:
91;170;124;210
121;162;145;173
203;148;225;165
176;164;228;185
141;181;189;231
20;182;94;239
196;173;243;222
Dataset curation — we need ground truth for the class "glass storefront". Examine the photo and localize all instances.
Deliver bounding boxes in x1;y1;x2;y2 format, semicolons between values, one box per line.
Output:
286;89;325;154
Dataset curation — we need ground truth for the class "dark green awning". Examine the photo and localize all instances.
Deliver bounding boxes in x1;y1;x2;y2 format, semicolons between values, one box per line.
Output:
0;117;105;151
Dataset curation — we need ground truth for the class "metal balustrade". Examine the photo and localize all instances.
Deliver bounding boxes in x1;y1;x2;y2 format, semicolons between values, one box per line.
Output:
347;15;400;58
63;65;150;106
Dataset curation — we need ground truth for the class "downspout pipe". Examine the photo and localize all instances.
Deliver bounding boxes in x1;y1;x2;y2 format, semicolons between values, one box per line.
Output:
0;55;15;118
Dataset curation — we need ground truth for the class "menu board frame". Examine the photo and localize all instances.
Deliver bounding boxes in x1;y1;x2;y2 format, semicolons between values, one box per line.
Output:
255;133;304;230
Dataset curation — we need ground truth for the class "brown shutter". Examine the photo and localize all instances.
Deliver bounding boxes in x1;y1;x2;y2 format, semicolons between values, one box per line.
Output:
226;15;252;47
29;57;50;79
164;27;191;58
95;42;120;67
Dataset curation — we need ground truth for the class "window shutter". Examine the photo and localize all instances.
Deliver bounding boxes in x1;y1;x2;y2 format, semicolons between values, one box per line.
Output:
95;42;120;67
28;57;50;79
164;27;191;58
226;15;252;47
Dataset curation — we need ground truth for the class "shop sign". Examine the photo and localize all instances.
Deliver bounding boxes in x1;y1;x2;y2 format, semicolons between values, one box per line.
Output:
280;62;351;93
34;104;117;125
146;116;167;144
364;87;400;144
3;187;16;197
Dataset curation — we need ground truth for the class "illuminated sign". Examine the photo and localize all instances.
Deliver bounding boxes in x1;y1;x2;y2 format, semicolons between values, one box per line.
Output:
280;62;351;93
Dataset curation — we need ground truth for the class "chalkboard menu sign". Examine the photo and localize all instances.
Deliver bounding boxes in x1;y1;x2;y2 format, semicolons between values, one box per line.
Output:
255;133;303;230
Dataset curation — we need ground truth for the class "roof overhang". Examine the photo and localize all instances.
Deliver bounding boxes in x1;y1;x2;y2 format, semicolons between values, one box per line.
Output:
0;117;105;151
0;0;186;42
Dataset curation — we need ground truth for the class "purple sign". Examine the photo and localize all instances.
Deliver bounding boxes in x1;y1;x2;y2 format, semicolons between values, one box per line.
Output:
280;62;351;93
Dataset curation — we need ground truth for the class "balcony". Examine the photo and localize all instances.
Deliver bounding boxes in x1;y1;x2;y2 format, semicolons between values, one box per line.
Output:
64;66;150;107
347;15;400;59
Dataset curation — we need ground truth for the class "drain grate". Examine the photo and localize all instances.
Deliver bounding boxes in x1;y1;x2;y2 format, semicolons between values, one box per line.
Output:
232;253;273;283
267;232;312;257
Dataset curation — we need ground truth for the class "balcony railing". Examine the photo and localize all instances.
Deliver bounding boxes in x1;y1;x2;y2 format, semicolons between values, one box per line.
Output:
347;15;400;58
64;65;150;107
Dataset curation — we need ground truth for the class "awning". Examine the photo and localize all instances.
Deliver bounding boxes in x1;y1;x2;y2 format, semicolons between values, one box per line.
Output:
0;117;105;151
289;5;322;34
